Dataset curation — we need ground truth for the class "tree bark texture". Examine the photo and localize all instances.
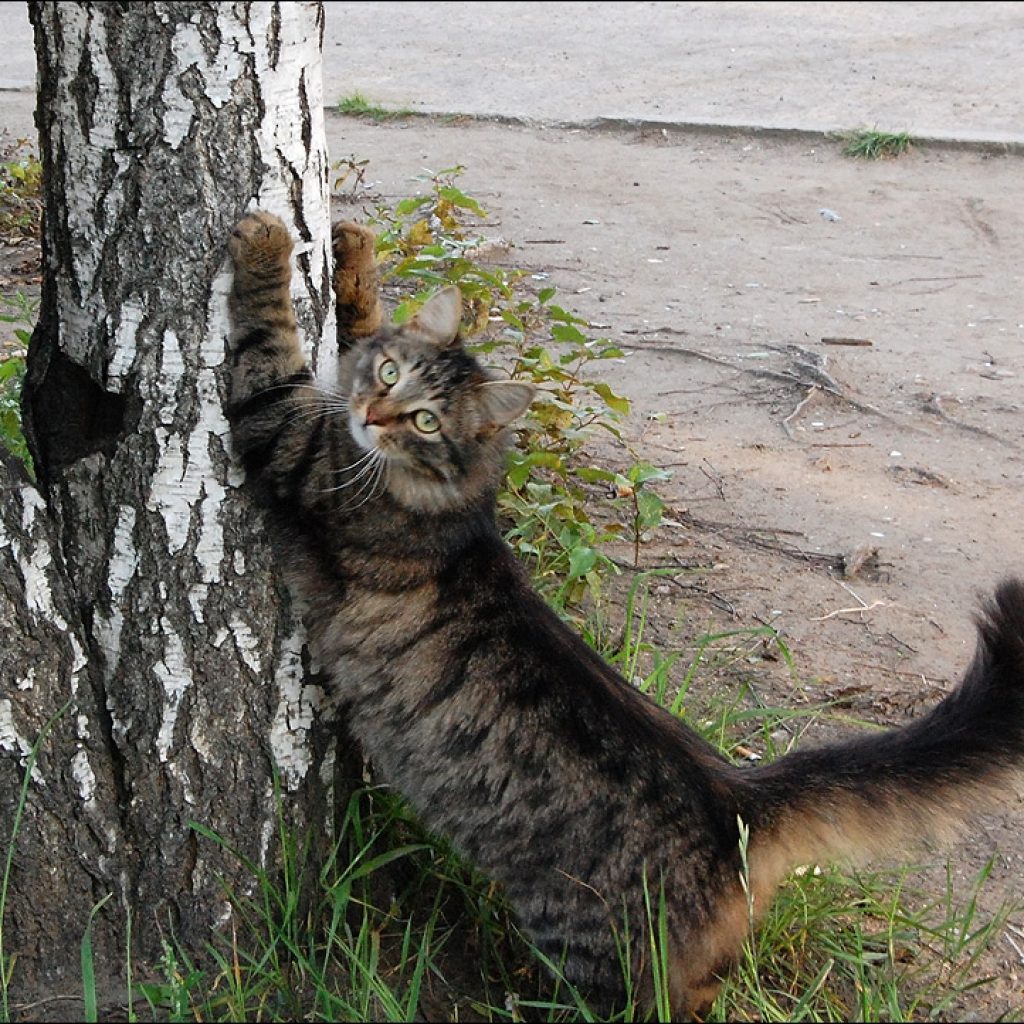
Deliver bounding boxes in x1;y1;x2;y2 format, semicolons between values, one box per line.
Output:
2;1;337;995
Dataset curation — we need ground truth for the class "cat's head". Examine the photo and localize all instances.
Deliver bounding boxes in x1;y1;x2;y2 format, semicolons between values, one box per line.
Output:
341;287;535;513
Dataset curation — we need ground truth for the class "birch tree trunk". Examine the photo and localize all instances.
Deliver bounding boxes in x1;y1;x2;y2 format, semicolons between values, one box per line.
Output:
2;1;338;998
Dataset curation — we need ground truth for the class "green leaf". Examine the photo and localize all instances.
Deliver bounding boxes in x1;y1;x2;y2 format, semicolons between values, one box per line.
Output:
551;324;588;346
500;308;525;331
438;186;487;217
628;461;671;485
590;381;631;415
567;545;598;580
636;489;665;532
576;466;616;484
395;195;432;216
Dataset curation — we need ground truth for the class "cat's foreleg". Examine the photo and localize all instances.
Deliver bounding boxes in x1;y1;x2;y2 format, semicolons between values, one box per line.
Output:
225;211;317;483
331;220;383;345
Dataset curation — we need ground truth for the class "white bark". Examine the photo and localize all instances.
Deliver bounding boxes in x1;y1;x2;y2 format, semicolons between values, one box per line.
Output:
2;1;339;995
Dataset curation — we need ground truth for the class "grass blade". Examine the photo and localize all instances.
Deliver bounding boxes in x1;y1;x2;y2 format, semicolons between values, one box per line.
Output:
81;893;113;1023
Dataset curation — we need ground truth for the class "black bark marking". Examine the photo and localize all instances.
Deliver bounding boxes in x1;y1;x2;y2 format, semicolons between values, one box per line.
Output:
280;154;311;241
70;29;98;141
267;2;282;68
299;68;312;155
22;340;136;490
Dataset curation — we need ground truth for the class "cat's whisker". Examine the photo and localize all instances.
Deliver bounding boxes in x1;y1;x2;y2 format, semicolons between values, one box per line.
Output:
310;381;351;406
255;388;350;435
332;451;379;503
284;388;347;413
247;380;325;403
347;460;388;512
280;403;348;431
323;448;381;493
335;451;388;511
355;454;388;508
247;382;350;426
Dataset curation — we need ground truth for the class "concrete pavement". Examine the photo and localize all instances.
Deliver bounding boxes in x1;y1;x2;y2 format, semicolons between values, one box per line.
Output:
2;2;1024;146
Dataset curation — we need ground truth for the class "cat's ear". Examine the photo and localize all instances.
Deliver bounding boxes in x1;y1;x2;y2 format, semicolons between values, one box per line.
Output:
475;380;536;431
407;286;463;348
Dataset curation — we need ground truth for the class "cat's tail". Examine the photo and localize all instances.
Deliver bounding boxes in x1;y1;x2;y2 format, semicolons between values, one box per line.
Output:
735;578;1024;896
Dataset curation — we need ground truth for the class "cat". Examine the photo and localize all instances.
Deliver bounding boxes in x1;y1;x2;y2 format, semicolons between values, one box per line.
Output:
225;210;1024;1019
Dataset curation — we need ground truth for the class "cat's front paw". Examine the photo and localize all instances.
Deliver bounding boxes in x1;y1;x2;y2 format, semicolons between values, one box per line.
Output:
331;220;377;272
229;211;294;278
332;220;383;339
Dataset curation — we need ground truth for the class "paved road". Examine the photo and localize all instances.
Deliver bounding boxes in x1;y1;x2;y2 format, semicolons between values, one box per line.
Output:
2;2;1024;144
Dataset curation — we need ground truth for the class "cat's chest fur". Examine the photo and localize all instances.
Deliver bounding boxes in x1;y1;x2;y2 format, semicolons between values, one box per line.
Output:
292;473;502;706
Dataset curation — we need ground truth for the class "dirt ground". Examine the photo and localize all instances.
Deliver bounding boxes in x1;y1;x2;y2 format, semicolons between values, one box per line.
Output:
324;115;1024;1015
3;112;1022;1016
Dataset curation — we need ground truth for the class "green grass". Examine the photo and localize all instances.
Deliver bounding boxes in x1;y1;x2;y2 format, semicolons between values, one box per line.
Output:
0;143;41;475
1;138;41;475
717;855;1016;1022
336;92;414;122
841;128;914;160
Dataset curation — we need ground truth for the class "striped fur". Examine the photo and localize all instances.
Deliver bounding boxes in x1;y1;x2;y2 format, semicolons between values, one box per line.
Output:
226;212;1024;1018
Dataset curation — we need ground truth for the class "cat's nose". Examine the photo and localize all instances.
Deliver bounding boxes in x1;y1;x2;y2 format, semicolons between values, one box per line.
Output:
364;401;388;426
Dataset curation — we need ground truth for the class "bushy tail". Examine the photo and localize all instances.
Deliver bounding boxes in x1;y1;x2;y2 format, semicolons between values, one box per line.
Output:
738;579;1024;892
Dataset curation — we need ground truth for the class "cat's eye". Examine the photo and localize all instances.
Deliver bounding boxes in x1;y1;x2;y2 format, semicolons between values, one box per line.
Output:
413;409;441;434
378;359;400;387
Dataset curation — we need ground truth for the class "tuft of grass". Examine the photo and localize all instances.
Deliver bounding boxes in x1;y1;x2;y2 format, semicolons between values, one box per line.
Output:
841;128;914;160
714;855;1018;1022
336;92;413;123
331;154;372;198
81;895;114;1023
172;784;540;1022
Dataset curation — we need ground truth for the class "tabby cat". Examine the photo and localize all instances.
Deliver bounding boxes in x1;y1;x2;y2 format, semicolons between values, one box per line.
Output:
226;210;1024;1019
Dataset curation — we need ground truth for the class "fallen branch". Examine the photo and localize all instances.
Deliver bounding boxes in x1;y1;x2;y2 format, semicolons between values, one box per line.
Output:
811;599;891;622
782;385;822;441
922;393;1020;450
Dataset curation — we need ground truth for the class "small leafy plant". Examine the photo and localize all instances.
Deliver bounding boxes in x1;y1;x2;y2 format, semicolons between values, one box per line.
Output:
0;291;36;472
331;154;372;198
365;164;660;606
0;140;43;237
